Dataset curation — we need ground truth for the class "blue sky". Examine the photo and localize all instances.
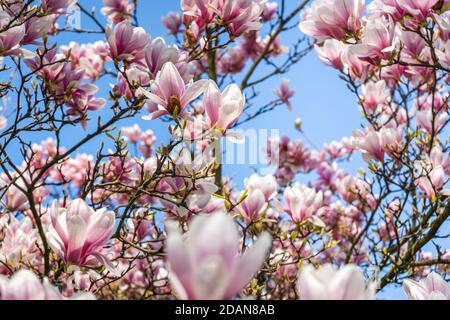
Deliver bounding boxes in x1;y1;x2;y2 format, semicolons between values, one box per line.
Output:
5;0;420;299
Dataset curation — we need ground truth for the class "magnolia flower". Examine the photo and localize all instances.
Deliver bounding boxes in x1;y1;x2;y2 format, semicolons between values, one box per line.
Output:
145;39;194;83
433;11;450;42
165;211;272;300
203;81;245;134
236;189;267;223
361;80;390;113
42;0;77;13
244;174;278;201
274;79;295;110
283;184;324;226
101;0;134;24
0;13;25;57
141;62;207;120
106;20;149;61
122;124;142;143
315;39;345;69
261;2;278;22
162;11;182;35
398;0;439;21
0;270;95;300
368;0;405;21
215;0;265;36
47;199;115;267
297;264;376;300
299;0;365;41
22;16;53;45
352;127;385;162
403;272;450;300
414;147;447;198
350;15;396;63
0;176;29;211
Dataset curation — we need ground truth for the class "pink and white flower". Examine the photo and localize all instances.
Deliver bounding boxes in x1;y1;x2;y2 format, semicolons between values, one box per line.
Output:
165;211;271;300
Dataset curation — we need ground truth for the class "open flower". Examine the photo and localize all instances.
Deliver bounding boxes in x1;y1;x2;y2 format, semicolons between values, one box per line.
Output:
0;270;95;300
47;199;115;267
297;264;376;300
203;81;245;135
274;79;295;110
106;20;149;61
141;62;207;120
299;0;365;41
283;184;324;226
165;211;272;300
403;272;450;300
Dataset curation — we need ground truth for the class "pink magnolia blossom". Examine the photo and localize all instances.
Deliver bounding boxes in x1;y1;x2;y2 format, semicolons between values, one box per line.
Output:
122;124;142;144
47;199;115;267
414;147;447;198
162;11;182;35
361;80;390;113
165;211;272;300
106;20;149;61
398;0;439;22
299;0;365;41
0;176;29;211
22;16;53;45
203;81;245;134
261;2;278;22
139;129;157;157
367;0;405;21
145;37;194;82
315;39;345;69
274;79;295;110
0;217;40;273
236;189;267;223
0;13;25;57
350;15;396;63
403;272;450;300
41;0;77;13
115;66;150;99
141;62;207;120
283;184;324;226
244;174;277;201
297;264;376;300
214;0;265;36
337;175;377;210
217;46;247;75
341;45;372;81
101;0;134;24
398;30;427;60
0;270;95;300
433;11;450;41
352;127;386;162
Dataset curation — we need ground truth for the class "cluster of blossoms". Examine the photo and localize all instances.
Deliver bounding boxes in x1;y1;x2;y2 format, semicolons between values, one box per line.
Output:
0;0;448;301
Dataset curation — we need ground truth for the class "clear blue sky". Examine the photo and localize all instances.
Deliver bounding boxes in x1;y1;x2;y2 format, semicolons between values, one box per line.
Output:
8;0;419;299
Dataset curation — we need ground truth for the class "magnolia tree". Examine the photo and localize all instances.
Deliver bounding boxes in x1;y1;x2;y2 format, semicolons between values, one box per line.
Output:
0;0;448;300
